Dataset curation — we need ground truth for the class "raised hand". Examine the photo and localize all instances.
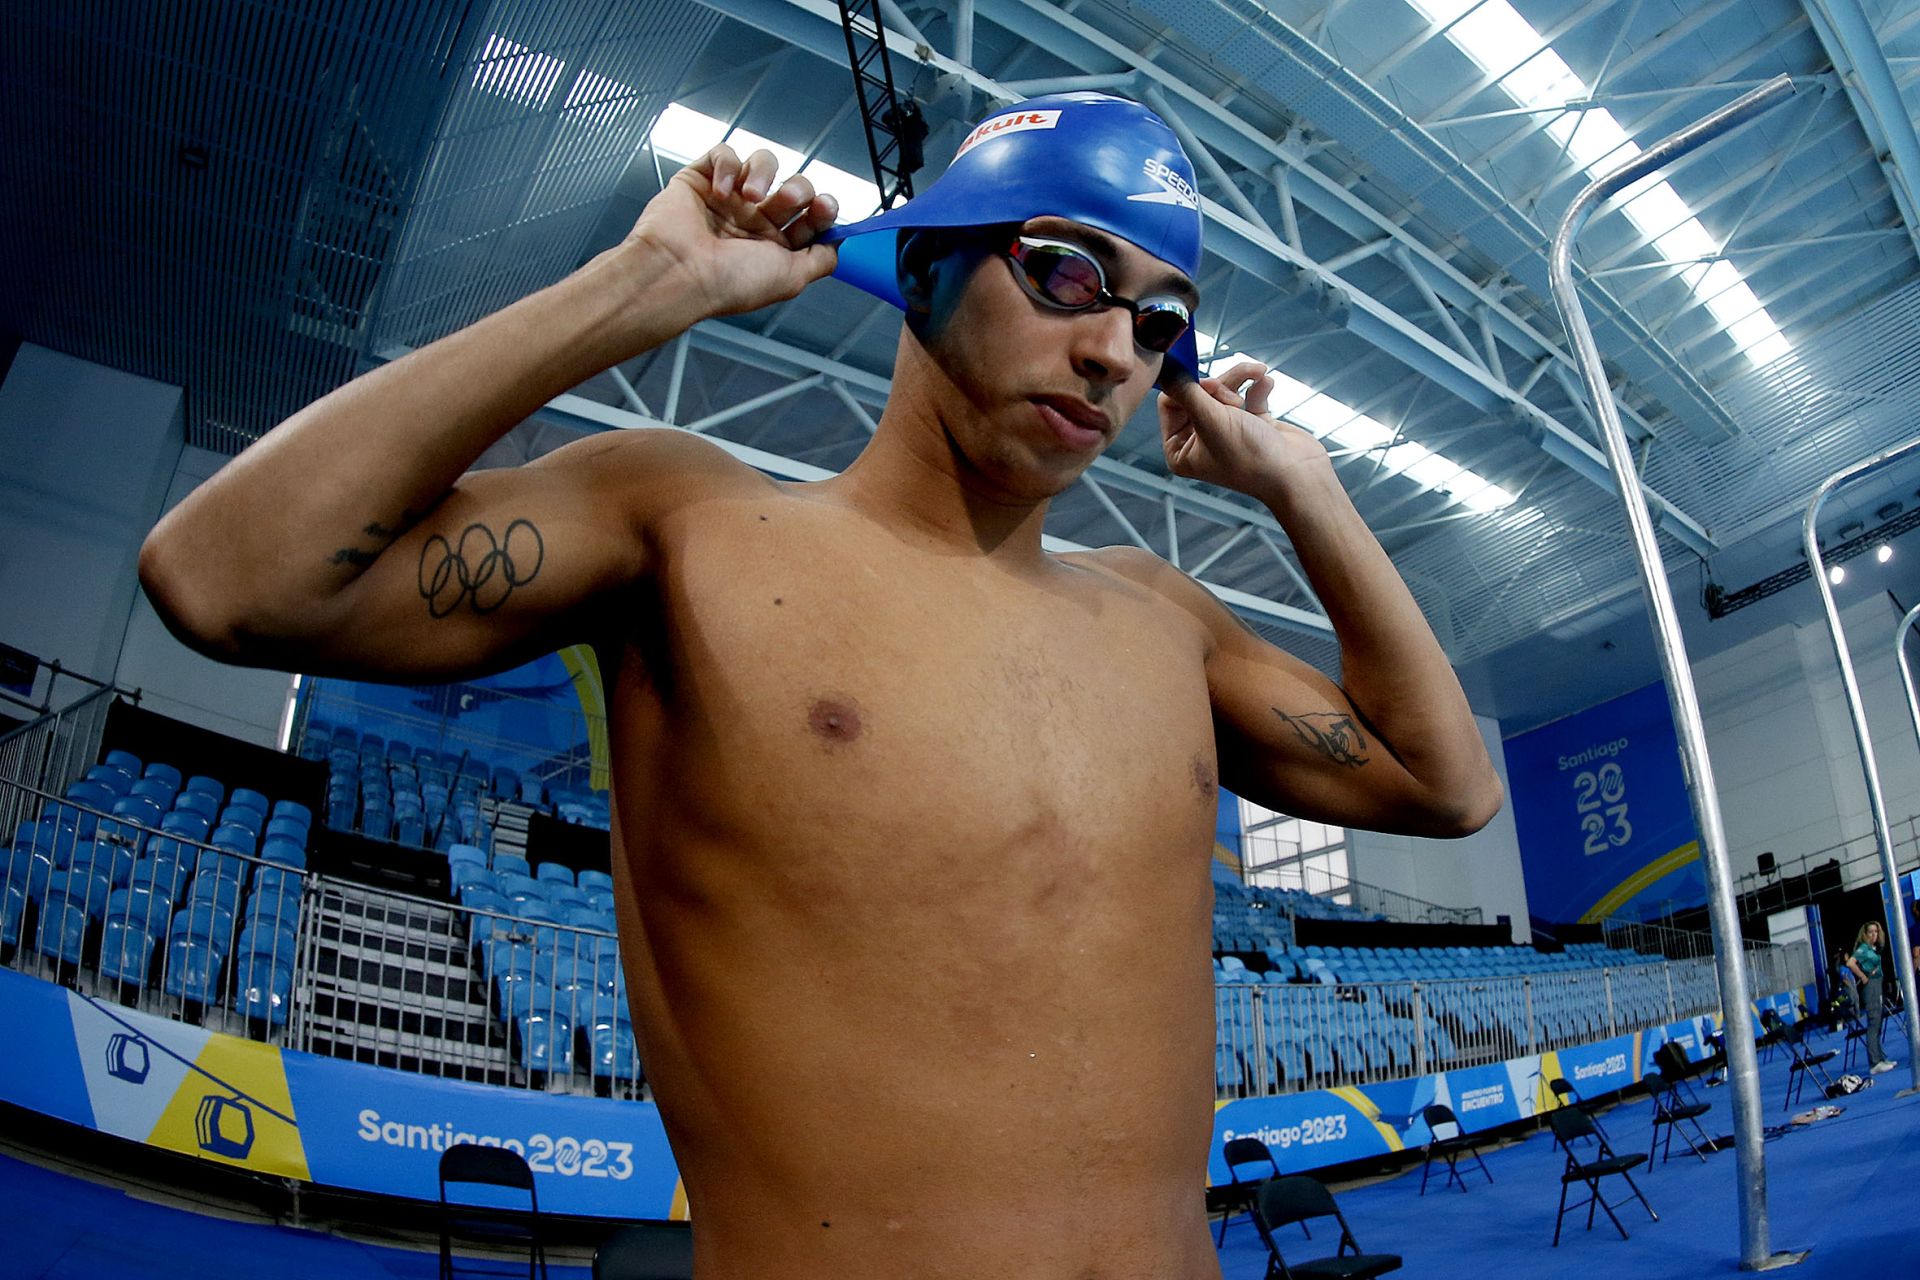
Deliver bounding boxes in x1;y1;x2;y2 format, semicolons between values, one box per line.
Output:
627;143;842;320
1157;360;1334;500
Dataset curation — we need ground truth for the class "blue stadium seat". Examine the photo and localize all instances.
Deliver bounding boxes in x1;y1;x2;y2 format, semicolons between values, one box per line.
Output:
232;954;292;1026
160;810;212;842
576;869;614;894
170;901;237;956
107;884;174;933
252;863;302;907
129;852;190;902
260;836;306;869
547;884;589;910
492;853;531;879
190;870;245;919
535;862;574;886
516;1010;574;1074
210;823;257;856
447;843;488;869
589;1023;641;1083
183;775;225;803
172;790;219;822
270;799;312;830
244;889;301;934
34;888;90;962
236;919;296;968
46;864;112;916
112;793;165;830
130;777;176;808
583;887;615;913
263;816;307;848
58;839;133;892
104;749;144;776
498;873;545;905
86;764;134;795
61;781;115;835
163;935;222;1003
462;889;511;919
143;762;183;790
229;787;270;817
218;804;264;837
99;917;156;987
455;863;499;894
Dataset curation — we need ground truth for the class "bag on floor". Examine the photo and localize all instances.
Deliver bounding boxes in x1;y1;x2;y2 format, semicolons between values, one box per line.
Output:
1826;1073;1870;1097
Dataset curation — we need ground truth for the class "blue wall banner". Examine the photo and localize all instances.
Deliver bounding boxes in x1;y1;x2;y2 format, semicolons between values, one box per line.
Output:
0;967;1805;1200
1208;991;1804;1182
0;967;682;1217
1503;681;1705;923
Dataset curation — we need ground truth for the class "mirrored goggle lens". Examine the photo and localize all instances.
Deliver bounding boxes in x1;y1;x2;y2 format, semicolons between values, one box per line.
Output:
1020;244;1103;308
1134;302;1191;354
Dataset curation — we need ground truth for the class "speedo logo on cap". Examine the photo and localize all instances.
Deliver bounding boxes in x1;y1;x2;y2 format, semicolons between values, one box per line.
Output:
954;109;1062;161
1129;157;1199;210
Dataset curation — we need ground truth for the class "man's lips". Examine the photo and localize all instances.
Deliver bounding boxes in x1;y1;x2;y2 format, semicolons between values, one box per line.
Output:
1032;395;1112;435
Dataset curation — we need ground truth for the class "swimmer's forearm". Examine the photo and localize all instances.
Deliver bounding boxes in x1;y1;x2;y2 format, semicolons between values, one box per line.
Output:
1257;468;1501;825
141;240;700;639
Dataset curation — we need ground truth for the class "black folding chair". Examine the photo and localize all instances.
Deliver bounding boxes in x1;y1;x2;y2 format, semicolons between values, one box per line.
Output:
1548;1077;1612;1149
439;1143;548;1280
1215;1136;1293;1246
1418;1102;1492;1195
1547;1107;1657;1247
1838;1005;1872;1072
1651;1040;1712;1108
1771;1014;1840;1110
593;1222;694;1280
1646;1061;1713;1164
1253;1175;1401;1280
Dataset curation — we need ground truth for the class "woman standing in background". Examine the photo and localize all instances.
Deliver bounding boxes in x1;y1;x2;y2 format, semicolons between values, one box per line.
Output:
1846;921;1895;1074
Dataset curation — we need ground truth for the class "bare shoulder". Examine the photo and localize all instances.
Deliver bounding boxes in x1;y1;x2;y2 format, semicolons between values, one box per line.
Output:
522;428;778;529
1055;545;1229;647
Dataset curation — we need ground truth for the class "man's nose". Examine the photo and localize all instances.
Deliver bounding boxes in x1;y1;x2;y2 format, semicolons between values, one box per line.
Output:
1069;305;1141;386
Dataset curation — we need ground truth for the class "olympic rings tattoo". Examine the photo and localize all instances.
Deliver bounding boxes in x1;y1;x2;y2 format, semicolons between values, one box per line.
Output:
417;519;545;618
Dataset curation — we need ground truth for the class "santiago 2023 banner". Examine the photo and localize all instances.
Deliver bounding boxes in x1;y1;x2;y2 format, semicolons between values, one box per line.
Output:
0;966;1805;1207
1504;680;1706;924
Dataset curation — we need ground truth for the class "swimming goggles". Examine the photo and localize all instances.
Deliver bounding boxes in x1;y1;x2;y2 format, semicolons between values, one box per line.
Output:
1002;235;1193;355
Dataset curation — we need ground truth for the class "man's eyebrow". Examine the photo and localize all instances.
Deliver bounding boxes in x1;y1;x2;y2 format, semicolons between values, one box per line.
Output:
1047;224;1200;304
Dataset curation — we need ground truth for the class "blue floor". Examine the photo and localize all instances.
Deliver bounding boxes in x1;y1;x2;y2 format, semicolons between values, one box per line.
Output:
1219;1028;1920;1279
4;1032;1917;1279
0;1150;591;1279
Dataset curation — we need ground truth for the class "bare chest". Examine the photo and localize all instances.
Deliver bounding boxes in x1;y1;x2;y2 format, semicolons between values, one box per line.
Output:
622;503;1221;878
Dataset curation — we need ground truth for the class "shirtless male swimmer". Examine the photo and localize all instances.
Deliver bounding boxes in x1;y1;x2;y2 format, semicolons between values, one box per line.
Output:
140;93;1503;1280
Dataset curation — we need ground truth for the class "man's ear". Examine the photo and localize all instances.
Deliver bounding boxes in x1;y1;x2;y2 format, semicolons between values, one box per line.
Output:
896;229;942;315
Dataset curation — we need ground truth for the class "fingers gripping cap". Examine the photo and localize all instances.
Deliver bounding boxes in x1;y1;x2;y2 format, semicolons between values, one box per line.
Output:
822;92;1204;387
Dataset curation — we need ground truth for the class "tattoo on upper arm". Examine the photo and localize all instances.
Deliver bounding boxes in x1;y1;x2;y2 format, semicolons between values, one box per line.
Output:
419;519;546;617
1273;709;1370;768
328;499;445;573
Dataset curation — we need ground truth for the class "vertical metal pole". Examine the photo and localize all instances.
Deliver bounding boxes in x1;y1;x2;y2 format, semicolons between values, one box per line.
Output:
1804;471;1920;1092
1548;73;1797;1272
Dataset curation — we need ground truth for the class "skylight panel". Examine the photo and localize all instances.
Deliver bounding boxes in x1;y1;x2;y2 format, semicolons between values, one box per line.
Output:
1405;0;1788;364
647;103;883;221
1463;482;1516;512
473;35;565;108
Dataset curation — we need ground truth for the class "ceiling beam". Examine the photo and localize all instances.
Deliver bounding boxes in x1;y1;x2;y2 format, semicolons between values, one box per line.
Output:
1802;0;1920;263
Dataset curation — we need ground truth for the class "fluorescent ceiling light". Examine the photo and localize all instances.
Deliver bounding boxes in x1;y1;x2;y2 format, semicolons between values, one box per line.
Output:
1406;0;1789;365
648;103;883;222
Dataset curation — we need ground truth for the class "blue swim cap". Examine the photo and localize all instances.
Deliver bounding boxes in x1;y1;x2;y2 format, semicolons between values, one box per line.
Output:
822;92;1204;387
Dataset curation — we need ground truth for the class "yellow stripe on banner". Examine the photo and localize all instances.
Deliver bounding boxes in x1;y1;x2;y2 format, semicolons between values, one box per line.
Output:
559;644;611;793
1328;1086;1404;1151
1631;1030;1644;1082
1536;1051;1563;1113
146;1036;309;1180
669;1178;691;1221
1579;842;1701;924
